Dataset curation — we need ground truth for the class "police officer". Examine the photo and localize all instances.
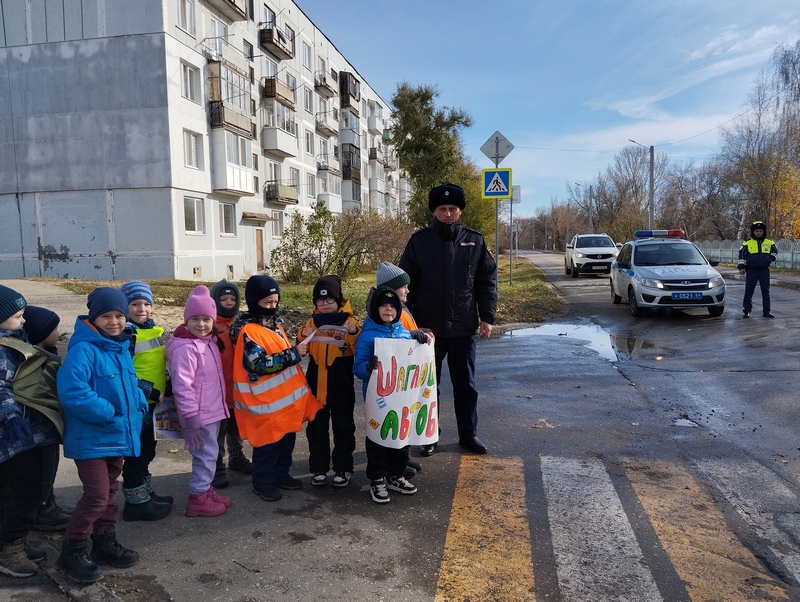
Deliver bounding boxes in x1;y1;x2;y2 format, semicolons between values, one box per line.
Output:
738;220;777;318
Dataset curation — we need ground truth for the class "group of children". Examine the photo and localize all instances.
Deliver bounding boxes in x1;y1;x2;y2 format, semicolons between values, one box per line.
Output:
0;262;432;583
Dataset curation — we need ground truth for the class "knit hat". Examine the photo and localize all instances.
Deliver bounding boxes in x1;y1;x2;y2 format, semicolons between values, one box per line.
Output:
120;280;154;306
184;285;217;322
429;183;466;212
369;286;402;325
313;275;343;305
375;262;410;291
750;221;767;236
0;285;26;325
23;306;60;345
210;279;241;319
87;288;129;322
245;275;280;314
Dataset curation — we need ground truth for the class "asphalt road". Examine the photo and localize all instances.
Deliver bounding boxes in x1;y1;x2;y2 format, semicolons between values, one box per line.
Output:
2;264;800;602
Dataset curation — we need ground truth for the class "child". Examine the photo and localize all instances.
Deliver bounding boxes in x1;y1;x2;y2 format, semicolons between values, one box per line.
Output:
56;288;146;583
297;276;360;488
22;306;73;531
209;280;252;490
0;287;62;578
229;275;322;502
353;287;428;504
118;280;172;521
164;286;230;518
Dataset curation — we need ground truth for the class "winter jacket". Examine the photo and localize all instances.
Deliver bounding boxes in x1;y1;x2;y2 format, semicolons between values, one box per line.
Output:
353;317;412;398
56;317;148;460
296;298;360;406
738;237;777;270
215;314;236;408
399;219;498;338
0;329;61;464
164;325;228;427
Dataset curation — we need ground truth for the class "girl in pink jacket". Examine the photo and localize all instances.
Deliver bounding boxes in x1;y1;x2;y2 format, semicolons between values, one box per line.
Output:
164;286;231;517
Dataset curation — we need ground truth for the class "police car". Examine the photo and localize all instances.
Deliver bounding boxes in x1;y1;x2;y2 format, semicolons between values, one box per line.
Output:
610;230;726;317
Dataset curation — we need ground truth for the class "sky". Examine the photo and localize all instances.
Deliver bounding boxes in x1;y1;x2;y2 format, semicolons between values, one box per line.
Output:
296;1;800;218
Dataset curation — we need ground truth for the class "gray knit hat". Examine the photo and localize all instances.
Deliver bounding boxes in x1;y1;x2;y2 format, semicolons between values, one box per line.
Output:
0;284;27;325
376;262;410;291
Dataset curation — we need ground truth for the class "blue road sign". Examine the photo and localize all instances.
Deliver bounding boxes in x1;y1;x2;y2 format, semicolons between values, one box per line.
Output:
481;168;512;199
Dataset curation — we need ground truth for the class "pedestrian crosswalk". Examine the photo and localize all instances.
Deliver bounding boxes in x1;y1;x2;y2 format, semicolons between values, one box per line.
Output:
435;455;795;601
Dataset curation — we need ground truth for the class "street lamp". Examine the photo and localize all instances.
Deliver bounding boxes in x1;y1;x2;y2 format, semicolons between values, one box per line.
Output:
629;139;654;230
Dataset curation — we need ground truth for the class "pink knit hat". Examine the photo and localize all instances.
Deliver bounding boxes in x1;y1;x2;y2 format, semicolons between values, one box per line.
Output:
184;285;217;322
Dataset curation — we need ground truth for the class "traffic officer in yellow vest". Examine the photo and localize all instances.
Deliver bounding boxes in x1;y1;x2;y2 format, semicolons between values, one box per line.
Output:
229;276;322;502
737;220;777;318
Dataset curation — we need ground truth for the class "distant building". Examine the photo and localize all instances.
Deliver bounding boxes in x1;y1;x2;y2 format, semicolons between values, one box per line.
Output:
0;0;407;280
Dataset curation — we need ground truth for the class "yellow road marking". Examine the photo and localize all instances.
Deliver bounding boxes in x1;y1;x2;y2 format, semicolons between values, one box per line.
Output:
434;455;535;601
624;459;790;602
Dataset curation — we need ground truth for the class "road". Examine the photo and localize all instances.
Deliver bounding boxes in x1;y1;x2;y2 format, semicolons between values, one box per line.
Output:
2;266;800;601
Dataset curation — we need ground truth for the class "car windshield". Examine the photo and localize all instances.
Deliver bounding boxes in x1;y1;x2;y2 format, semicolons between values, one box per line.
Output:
633;244;706;266
575;236;615;248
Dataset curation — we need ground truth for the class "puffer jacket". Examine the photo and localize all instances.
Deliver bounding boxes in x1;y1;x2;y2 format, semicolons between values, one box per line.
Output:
57;317;148;460
399;219;498;338
353;317;412;398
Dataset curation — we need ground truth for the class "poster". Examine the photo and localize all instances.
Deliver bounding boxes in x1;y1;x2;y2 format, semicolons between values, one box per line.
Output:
153;396;183;440
364;338;438;449
304;324;350;347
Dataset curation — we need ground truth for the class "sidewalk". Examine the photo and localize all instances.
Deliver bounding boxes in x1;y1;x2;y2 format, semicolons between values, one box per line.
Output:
717;267;800;291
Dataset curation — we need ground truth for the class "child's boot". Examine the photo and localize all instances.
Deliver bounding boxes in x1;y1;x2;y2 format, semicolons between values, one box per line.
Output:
122;483;172;521
145;474;174;505
56;539;102;583
209;487;233;508
0;538;38;578
34;495;72;531
90;526;139;568
186;489;227;517
228;452;253;474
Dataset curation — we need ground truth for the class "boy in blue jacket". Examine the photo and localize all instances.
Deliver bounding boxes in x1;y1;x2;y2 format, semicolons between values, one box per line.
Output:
56;288;147;584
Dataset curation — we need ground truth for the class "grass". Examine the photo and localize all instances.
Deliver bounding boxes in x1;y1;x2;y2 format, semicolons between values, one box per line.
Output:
28;256;561;327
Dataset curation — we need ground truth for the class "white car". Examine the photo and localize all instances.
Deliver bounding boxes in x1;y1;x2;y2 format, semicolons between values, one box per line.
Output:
565;234;618;277
610;230;726;317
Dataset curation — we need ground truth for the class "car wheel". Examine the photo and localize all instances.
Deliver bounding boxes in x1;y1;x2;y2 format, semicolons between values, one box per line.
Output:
610;280;622;304
628;288;643;317
565;261;570;275
571;263;579;278
708;306;724;317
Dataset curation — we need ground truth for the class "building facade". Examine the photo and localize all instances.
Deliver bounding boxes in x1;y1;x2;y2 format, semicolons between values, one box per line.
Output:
0;0;406;280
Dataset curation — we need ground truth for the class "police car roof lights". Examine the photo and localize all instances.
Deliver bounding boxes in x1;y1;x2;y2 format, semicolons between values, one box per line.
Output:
633;229;685;239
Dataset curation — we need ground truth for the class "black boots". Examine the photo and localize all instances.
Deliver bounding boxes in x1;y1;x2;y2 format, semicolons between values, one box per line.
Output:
90;527;139;568
56;539;101;584
122;483;172;521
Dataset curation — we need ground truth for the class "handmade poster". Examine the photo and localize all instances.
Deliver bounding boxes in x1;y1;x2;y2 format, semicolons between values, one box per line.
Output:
153;396;183;440
364;338;438;449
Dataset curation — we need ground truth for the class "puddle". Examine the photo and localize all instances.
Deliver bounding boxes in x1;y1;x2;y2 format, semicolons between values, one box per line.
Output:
609;334;667;360
505;323;618;361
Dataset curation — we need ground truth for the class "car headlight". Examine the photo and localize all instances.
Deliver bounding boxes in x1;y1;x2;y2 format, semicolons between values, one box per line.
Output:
708;276;724;288
640;277;664;289
574;252;585;258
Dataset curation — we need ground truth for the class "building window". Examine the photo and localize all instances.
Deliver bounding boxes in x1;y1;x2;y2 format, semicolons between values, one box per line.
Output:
219;202;236;235
225;131;253;168
209;16;227;57
183;130;202;168
304;87;313;114
221;64;250;113
181;62;199;102
243;40;254;60
263;5;275;27
317;56;326;75
305;130;314;155
306;173;315;197
289;167;299;186
284;24;295;54
184;197;204;233
319;138;328;160
302;42;312;71
271;210;283;236
177;0;195;36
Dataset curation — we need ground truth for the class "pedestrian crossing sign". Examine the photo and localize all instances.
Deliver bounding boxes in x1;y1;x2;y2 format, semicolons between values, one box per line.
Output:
481;168;512;199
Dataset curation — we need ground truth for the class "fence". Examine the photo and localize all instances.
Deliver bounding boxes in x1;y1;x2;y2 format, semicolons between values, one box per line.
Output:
694;238;800;270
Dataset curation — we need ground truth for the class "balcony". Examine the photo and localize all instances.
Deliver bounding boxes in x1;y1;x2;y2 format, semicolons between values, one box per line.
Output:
264;180;299;205
259;26;293;60
315;72;337;98
317;154;341;175
384;156;396;171
342;165;361;183
261;77;294;109
204;0;247;21
202;38;250;74
315;113;338;138
367;115;383;135
261;126;297;158
339;128;359;147
369;178;385;193
368;147;384;164
209;102;253;137
317;192;342;214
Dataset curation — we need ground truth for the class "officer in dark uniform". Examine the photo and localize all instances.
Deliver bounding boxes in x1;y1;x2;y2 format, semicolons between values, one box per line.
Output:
738;220;777;318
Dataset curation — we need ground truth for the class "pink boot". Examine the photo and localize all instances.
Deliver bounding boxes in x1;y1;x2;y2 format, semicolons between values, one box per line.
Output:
209;487;232;508
185;489;226;517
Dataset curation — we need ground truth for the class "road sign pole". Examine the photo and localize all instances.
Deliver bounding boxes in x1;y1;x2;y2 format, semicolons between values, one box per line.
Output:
480;131;514;293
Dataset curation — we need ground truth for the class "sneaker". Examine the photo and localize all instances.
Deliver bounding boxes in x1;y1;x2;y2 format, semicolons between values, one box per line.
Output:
370;478;390;504
228;453;253;475
331;472;351;488
0;539;38;577
253;486;281;502
387;475;417;495
277;476;303;490
311;472;328;487
24;537;46;564
211;470;230;489
34;500;71;531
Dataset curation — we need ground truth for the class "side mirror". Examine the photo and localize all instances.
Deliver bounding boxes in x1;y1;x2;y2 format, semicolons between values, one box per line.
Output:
616;243;623;249
617;260;630;269
709;260;719;267
566;244;573;249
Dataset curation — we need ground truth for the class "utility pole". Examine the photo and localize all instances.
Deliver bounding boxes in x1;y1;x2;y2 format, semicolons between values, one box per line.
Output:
629;139;655;229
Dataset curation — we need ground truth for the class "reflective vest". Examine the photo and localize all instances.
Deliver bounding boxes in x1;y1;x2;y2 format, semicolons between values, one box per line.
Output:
400;308;417;332
131;326;167;396
0;336;63;436
232;322;322;446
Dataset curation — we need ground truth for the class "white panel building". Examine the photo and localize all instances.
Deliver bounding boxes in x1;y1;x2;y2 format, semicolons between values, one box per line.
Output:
0;0;406;280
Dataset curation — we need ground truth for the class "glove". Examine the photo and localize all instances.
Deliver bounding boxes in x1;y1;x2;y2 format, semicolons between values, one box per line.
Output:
183;415;207;452
3;416;32;446
367;355;379;372
410;330;428;344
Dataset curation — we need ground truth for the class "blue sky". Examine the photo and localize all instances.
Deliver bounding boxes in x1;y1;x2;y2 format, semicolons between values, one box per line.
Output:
297;1;800;217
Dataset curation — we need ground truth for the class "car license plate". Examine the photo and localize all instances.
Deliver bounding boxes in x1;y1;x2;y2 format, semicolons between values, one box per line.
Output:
672;292;702;300
592;265;606;270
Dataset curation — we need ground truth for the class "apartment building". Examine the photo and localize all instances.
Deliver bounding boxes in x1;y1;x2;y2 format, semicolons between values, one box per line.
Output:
0;0;406;280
